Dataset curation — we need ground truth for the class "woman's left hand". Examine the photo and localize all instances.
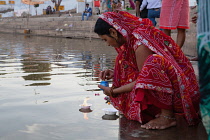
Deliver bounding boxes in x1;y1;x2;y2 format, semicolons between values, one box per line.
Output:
98;85;112;96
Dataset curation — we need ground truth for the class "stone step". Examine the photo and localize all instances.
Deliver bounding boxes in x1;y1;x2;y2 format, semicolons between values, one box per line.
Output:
0;8;198;58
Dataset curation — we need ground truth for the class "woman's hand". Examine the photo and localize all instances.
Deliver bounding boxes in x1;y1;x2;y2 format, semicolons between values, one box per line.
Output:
98;85;118;98
99;81;136;97
98;85;112;96
99;69;114;80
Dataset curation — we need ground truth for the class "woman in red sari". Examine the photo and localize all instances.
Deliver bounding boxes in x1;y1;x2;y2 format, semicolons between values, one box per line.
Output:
94;11;200;129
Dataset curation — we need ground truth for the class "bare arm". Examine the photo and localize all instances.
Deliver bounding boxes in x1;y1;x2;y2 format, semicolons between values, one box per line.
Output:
98;81;135;96
99;44;153;96
135;44;153;71
136;1;140;17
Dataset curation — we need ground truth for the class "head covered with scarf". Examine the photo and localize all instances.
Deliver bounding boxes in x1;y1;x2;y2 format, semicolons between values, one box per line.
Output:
98;11;153;40
94;11;154;52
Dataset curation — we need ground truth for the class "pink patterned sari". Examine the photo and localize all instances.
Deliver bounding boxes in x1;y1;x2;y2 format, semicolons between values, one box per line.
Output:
159;0;190;29
99;11;200;125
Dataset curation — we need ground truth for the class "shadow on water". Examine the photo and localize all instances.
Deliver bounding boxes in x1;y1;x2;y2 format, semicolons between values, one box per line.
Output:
0;33;208;140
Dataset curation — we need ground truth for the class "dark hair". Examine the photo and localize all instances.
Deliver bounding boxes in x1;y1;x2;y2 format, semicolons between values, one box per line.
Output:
94;18;113;35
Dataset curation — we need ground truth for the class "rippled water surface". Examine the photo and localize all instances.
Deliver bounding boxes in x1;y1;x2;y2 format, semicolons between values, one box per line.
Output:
0;34;207;140
0;34;119;140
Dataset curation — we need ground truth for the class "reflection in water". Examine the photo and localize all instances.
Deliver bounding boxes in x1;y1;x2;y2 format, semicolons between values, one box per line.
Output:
83;113;89;120
0;34;120;140
21;46;52;86
26;82;51;86
0;34;116;89
79;108;93;120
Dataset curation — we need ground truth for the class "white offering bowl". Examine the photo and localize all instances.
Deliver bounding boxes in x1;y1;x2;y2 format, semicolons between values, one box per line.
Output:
79;104;92;109
102;108;118;115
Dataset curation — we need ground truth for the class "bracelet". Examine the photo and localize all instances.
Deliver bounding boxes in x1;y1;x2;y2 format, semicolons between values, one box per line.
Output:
109;86;116;98
109;87;114;97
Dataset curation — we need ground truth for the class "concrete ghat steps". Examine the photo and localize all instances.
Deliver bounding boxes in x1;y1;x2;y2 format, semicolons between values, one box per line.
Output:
0;8;198;57
0;15;100;39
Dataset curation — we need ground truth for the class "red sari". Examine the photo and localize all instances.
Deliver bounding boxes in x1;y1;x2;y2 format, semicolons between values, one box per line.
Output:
99;11;200;125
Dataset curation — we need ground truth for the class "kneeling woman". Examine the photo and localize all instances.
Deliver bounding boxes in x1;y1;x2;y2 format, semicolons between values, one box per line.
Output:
95;11;200;130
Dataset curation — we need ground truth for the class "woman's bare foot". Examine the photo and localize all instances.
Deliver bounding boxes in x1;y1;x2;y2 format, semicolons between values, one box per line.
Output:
186;56;198;61
155;113;160;118
141;115;176;130
190;57;198;61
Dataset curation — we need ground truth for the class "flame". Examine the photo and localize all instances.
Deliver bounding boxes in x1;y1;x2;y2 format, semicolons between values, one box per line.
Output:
82;97;90;106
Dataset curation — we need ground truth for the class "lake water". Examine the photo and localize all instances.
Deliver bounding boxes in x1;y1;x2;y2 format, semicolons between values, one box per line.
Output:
0;33;207;140
0;33;118;140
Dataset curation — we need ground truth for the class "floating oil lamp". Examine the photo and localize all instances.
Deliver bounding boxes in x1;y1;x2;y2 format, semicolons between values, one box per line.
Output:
102;108;118;115
102;108;119;120
79;97;92;110
79;97;92;120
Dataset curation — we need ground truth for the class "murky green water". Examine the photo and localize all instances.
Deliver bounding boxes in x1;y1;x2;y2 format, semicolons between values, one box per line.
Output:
0;34;207;140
